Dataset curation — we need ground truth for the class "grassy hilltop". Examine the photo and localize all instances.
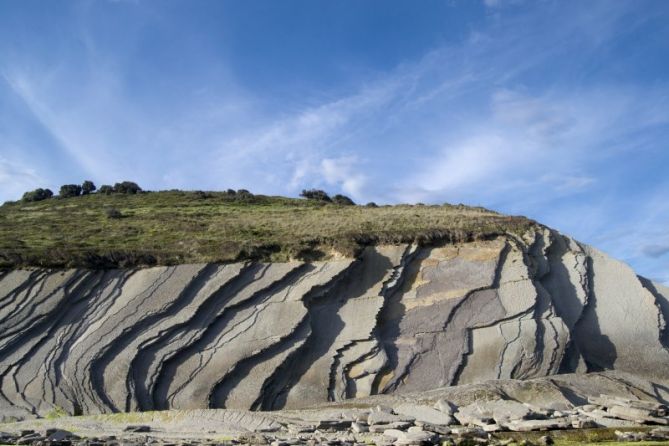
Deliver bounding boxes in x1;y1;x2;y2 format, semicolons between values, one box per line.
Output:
0;190;536;268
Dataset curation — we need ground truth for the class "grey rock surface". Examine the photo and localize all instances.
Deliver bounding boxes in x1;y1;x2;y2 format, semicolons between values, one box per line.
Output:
1;228;668;418
1;372;668;444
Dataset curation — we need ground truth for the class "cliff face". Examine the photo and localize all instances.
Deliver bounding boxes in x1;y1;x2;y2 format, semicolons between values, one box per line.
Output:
1;229;668;419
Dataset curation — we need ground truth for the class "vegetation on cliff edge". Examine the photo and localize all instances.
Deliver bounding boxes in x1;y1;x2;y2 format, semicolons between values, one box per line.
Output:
0;190;536;268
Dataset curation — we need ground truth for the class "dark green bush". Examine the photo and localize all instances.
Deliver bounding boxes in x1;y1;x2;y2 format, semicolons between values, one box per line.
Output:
235;189;255;203
300;189;331;202
99;185;114;195
113;181;142;194
22;188;53;202
365;202;379;208
59;184;82;198
193;190;212;199
332;194;355;206
81;180;96;195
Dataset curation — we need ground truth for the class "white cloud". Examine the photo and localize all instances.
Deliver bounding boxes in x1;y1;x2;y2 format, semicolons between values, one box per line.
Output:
542;174;596;192
642;245;669;258
320;156;367;199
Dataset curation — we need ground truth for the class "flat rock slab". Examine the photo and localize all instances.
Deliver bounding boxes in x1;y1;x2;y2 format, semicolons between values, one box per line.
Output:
506;417;572;432
394;403;455;426
368;411;415;426
455;399;534;426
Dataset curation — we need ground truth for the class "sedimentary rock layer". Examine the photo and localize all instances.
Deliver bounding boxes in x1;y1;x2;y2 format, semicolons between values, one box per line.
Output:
0;229;668;419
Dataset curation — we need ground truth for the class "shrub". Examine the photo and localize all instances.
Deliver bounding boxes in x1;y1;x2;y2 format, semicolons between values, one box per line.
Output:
193;190;212;199
365;202;379;208
59;184;82;198
235;189;255;203
105;208;123;219
113;181;142;194
81;180;96;195
300;189;331;202
99;185;114;195
332;194;355;206
226;189;236;195
22;188;53;202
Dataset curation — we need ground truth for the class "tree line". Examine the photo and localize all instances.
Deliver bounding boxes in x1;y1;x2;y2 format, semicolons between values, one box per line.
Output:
21;181;142;202
19;182;374;207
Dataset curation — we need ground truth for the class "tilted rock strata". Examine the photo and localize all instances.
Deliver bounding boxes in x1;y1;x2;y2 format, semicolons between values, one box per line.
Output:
0;229;668;418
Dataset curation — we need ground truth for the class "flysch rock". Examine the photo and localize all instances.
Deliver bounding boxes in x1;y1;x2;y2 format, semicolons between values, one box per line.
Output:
375;241;505;394
283;246;407;408
574;245;669;380
1;228;669;418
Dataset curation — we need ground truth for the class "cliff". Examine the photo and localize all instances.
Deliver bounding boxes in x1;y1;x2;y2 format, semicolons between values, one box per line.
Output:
1;227;668;420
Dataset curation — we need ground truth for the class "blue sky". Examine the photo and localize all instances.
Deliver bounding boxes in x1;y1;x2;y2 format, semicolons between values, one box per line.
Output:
1;0;668;283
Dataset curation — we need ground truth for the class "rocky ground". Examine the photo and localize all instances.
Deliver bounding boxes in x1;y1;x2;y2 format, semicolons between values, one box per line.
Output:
2;373;669;446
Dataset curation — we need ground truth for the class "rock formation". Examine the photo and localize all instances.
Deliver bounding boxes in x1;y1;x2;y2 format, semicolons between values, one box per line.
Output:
0;228;668;419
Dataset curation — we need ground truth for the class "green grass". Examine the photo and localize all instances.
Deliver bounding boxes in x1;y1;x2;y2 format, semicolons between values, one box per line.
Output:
45;406;68;420
0;191;536;268
554;443;669;446
495;427;669;445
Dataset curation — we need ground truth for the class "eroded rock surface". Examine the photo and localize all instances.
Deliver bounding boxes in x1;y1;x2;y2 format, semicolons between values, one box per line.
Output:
0;229;668;419
1;372;669;446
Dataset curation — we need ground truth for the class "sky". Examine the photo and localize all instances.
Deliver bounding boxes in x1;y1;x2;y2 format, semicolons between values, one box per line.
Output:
0;0;668;284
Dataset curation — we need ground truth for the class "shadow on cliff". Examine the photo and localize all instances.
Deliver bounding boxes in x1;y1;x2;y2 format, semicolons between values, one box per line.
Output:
255;248;392;410
540;234;617;373
638;276;669;350
371;248;427;394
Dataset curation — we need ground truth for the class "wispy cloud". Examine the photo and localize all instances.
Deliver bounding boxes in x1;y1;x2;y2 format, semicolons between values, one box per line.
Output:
0;156;43;202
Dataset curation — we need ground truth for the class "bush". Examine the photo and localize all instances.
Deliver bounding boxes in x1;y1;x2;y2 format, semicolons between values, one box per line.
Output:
99;185;114;195
193;190;212;199
365;202;379;208
332;194;355;206
22;188;53;202
59;184;82;198
300;189;331;202
235;189;255;203
105;208;123;219
81;180;96;195
113;181;142;194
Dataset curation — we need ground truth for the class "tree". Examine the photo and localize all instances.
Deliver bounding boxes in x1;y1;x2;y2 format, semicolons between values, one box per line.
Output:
113;181;142;194
81;180;96;195
59;184;82;198
300;189;332;202
365;202;379;208
332;194;355;206
99;185;114;195
22;188;53;202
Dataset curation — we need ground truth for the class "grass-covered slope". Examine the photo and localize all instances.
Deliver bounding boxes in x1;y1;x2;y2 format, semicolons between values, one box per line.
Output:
0;191;536;268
